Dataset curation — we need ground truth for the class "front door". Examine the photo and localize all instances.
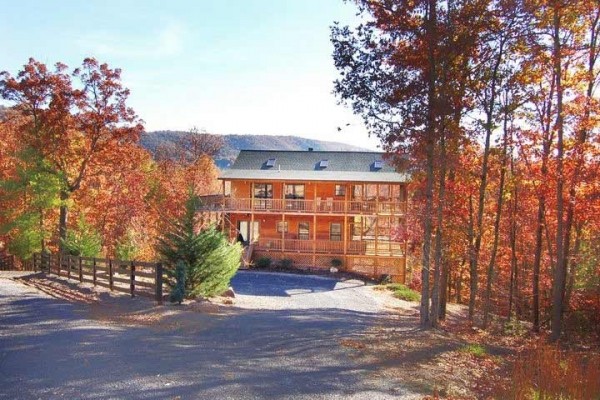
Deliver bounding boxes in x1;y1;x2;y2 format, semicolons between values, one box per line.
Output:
238;221;260;243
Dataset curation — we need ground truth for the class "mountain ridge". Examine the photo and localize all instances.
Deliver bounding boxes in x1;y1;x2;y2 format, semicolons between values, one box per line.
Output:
141;131;373;168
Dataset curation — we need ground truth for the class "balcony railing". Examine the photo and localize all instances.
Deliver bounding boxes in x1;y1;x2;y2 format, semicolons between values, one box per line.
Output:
214;198;406;214
255;237;404;256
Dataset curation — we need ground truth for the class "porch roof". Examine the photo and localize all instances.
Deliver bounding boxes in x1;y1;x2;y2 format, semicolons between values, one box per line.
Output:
220;169;408;183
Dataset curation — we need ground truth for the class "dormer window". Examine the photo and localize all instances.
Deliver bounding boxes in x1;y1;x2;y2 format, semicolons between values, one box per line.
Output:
319;159;329;168
373;160;383;170
266;158;276;167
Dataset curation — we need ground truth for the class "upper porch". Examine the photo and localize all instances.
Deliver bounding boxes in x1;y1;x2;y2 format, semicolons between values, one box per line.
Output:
219;197;406;215
199;180;408;216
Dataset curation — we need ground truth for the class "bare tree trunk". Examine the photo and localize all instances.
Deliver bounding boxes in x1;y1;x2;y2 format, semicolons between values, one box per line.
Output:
431;133;447;326
59;190;69;252
456;259;465;303
440;257;449;319
531;131;553;332
560;4;598;325
550;4;566;342
532;196;544;332
467;194;475;314
421;141;435;329
508;182;519;320
420;0;439;329
39;208;46;253
565;223;582;307
483;111;509;328
469;38;504;321
532;56;556;333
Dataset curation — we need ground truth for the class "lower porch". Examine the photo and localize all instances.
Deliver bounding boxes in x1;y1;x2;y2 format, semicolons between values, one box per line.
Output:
227;213;408;282
227;214;407;256
252;251;407;284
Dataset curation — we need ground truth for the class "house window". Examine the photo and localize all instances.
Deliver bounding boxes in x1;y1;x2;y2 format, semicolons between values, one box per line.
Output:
335;184;346;196
277;221;288;233
253;183;273;198
254;183;273;199
379;184;390;200
366;184;378;200
224;181;231;197
352;218;362;237
299;222;310;240
254;183;273;209
330;223;342;241
285;184;305;199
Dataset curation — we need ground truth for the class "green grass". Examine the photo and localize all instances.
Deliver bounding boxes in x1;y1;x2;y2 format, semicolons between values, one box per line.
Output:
460;343;487;358
384;283;421;302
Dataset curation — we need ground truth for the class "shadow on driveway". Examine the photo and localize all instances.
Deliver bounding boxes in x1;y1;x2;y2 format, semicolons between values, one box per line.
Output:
0;278;416;399
231;270;363;297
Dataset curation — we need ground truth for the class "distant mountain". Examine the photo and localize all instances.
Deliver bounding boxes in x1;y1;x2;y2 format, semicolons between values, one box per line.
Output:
140;131;372;168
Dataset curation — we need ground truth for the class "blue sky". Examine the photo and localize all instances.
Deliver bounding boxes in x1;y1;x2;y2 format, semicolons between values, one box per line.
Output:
1;0;379;149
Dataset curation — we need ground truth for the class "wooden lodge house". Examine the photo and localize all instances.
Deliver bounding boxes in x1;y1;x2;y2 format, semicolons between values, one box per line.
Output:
201;149;410;283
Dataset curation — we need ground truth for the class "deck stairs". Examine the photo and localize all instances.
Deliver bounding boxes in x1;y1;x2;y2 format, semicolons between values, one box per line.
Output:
241;243;254;269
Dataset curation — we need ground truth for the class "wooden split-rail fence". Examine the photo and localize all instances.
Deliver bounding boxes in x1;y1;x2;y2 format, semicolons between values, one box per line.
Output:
32;252;164;304
0;254;15;271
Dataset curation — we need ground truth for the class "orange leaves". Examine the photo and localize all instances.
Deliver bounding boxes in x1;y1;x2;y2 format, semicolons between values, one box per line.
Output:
511;346;600;399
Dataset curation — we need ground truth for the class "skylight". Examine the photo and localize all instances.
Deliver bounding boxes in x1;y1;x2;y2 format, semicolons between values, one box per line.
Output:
266;158;276;167
319;159;329;168
373;160;383;169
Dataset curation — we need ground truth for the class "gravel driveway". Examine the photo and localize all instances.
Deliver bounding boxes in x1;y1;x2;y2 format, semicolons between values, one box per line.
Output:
231;271;385;312
0;272;417;400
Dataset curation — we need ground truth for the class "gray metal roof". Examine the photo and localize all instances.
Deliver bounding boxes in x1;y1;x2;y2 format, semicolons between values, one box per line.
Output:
220;150;409;183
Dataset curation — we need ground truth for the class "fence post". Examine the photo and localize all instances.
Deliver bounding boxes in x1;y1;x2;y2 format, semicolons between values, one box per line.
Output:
155;263;163;305
108;259;113;291
33;253;37;272
58;253;62;277
67;255;71;280
92;258;97;286
79;257;83;282
130;261;135;298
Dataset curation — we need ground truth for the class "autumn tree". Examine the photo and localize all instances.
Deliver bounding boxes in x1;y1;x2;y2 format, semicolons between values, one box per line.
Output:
333;0;600;338
0;58;143;250
516;0;600;340
0;150;62;258
332;0;489;327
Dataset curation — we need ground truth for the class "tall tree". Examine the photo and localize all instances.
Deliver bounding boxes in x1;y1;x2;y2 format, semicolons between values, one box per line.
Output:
467;0;525;321
331;0;444;327
332;0;488;327
0;58;143;249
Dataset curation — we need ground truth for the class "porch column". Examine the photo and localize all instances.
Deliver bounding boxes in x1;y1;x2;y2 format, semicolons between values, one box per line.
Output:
282;181;286;254
313;182;317;267
282;212;286;253
250;181;255;243
374;184;380;276
344;185;348;253
343;216;348;256
220;180;226;233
